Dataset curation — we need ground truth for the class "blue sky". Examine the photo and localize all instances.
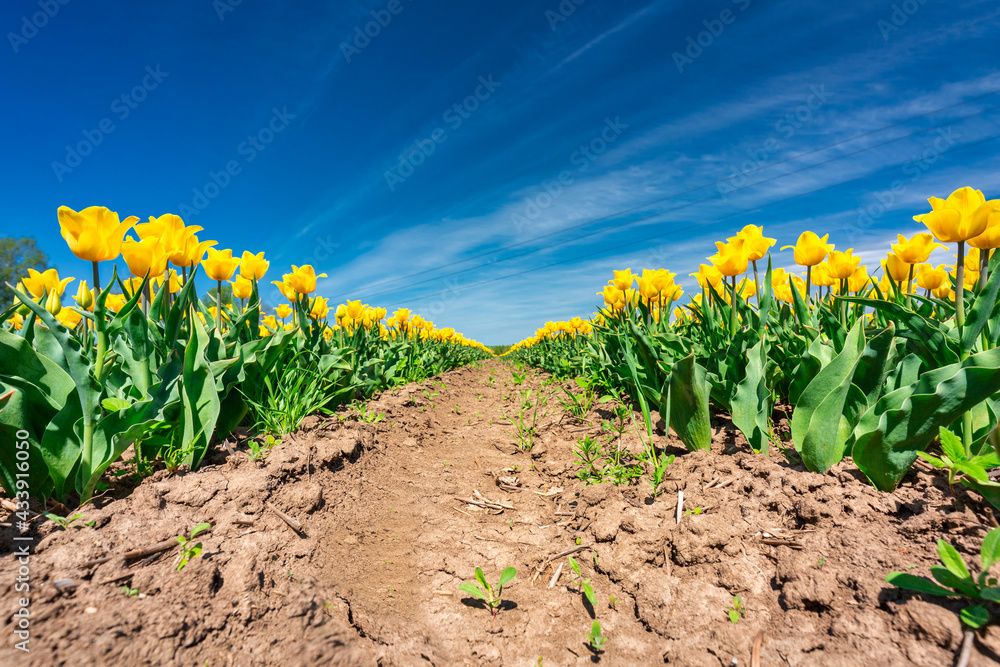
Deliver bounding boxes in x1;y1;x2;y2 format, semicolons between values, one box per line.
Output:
2;0;999;344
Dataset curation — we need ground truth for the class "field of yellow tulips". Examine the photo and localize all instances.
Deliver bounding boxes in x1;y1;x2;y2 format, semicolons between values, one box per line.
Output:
1;206;490;506
509;186;1000;507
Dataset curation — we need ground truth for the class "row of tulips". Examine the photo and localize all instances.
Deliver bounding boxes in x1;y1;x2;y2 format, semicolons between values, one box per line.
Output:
1;206;491;506
510;186;1000;508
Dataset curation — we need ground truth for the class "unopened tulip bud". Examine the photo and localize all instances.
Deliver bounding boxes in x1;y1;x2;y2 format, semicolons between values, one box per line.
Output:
74;280;94;310
45;289;62;316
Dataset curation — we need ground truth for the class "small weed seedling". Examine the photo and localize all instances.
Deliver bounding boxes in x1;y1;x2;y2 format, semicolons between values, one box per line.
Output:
568;556;597;606
44;512;86;530
121;586;139;598
684;507;703;516
587;620;606;651
359;407;385;424
248;434;279;461
919;427;1000;501
609;593;618;610
511;371;526;386
886;526;1000;628
460;566;517;618
175;522;210;571
727;596;745;623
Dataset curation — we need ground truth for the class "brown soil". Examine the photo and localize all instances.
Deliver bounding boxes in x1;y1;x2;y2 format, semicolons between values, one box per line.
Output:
4;359;1000;666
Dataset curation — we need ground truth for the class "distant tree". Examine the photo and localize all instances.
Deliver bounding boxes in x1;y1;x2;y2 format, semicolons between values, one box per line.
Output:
0;237;48;305
205;282;234;309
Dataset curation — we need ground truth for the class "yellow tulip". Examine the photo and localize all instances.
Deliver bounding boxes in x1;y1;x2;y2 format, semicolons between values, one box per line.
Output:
708;240;749;277
22;268;74;298
933;283;954;300
825;249;861;280
781;231;833;267
239;251;270;280
310;296;330;320
968;200;1000;250
810;263;837;287
598;284;626;311
689;263;723;289
105;294;127;313
57;206;138;263
961;247;981;273
231;275;254;300
154;269;183;294
916;264;948;291
286;265;327;295
880;252;910;283
891;233;946;264
728;224;776;262
847;265;871;293
202;248;241;281
121;236;169;278
8;313;24;331
913;187;995;243
609;269;634;291
172;234;217;268
275;304;293;319
56;307;82;329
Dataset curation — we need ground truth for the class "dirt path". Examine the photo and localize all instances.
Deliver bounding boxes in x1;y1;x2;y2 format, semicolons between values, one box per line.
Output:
4;359;1000;665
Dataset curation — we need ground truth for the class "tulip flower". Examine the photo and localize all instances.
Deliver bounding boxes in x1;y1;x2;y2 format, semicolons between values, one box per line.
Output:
56;307;82;329
275;304;293;321
286;265;327;295
121;236;169;279
781;231;833;267
781;231;834;303
914;188;999;361
22;268;74;299
57;205;138;290
232;274;254;301
154;269;183;295
239;251;270;280
916;264;947;292
891;233;945;265
105;293;127;313
709;241;749;278
847;265;871;293
202;248;240;281
729;225;776;300
310;296;330;320
611;269;635;291
811;263;837;288
823;250;860;281
728;225;776;262
689;263;723;290
172;234;217;270
8;313;24;331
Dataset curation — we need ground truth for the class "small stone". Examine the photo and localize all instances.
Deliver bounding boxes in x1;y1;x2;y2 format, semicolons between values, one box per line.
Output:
52;578;76;595
85;606;97;614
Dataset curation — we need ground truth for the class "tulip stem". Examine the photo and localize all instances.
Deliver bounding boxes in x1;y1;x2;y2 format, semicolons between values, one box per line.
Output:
729;275;738;337
956;241;966;330
956;240;973;459
981;249;990;291
92;261;101;293
806;266;812;306
216;279;223;333
907;264;914;309
752;260;760;306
